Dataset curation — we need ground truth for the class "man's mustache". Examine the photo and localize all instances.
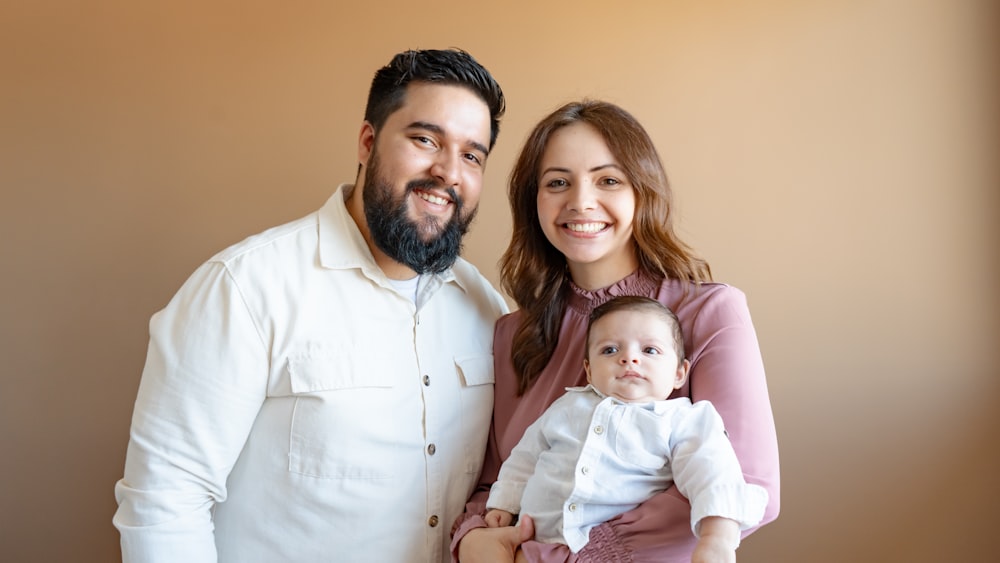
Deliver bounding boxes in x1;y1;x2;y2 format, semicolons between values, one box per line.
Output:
405;179;462;209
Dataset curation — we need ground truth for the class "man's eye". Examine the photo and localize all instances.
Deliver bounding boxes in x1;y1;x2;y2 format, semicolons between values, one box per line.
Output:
464;153;483;165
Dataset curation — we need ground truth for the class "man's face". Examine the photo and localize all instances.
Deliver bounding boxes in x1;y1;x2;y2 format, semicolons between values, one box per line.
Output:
359;83;491;274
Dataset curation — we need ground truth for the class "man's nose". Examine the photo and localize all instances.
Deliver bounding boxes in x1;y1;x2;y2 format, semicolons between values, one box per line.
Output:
430;151;461;187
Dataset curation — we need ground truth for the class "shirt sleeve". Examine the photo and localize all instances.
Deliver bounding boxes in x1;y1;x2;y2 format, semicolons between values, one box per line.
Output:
113;260;269;563
669;402;769;539
486;406;554;514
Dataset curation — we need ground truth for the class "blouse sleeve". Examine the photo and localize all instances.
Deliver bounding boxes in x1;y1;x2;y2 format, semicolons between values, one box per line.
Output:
571;285;781;562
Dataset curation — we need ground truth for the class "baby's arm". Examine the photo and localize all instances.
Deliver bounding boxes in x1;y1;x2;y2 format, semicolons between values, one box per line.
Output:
484;508;514;528
691;516;739;563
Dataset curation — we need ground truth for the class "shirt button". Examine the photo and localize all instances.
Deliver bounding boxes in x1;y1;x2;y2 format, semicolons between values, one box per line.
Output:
428;515;439;527
423;375;430;386
427;444;436;455
581;466;590;475
568;503;577;512
593;425;604;435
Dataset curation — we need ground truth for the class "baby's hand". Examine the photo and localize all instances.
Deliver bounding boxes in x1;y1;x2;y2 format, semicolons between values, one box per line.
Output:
692;516;739;563
484;509;514;528
691;535;736;563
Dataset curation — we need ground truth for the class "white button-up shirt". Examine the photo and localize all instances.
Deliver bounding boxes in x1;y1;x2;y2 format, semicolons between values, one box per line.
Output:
486;386;768;553
114;185;508;563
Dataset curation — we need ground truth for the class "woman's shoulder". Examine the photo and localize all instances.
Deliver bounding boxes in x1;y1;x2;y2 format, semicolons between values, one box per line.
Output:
496;309;524;330
660;278;747;304
660;279;754;326
493;310;525;350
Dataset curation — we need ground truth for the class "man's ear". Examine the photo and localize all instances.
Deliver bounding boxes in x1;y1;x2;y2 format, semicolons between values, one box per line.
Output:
358;122;376;166
674;358;691;389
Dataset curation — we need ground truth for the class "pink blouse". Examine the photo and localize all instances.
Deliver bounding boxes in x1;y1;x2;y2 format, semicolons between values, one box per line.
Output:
452;270;780;562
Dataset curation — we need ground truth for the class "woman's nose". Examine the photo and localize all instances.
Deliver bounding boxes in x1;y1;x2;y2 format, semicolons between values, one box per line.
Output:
567;184;596;212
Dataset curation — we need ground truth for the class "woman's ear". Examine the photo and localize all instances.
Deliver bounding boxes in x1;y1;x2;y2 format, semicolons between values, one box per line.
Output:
674;358;691;389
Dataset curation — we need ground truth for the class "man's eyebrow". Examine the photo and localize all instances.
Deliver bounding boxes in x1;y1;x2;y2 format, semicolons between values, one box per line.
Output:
407;121;490;158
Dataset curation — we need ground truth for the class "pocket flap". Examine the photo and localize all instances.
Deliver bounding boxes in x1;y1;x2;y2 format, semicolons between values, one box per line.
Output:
288;356;395;393
454;354;495;387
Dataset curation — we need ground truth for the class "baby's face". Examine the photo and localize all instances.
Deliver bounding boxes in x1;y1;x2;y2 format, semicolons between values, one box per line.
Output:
584;309;687;403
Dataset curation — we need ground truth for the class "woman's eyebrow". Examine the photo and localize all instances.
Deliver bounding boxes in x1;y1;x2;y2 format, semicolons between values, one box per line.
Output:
540;163;622;176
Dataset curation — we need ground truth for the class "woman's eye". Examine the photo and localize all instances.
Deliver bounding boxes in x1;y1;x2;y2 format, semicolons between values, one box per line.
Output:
601;177;620;185
544;178;568;189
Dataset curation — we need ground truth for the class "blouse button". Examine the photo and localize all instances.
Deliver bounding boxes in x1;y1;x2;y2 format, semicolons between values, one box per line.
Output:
428;515;439;527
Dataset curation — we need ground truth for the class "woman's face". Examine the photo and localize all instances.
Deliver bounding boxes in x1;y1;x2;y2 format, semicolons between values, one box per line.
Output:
536;122;638;290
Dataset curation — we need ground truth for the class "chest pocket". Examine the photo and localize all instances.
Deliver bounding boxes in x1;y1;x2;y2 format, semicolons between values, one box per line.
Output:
286;354;400;479
612;408;669;472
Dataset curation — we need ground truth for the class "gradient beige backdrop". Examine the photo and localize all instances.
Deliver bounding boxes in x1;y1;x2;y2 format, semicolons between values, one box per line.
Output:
2;1;998;561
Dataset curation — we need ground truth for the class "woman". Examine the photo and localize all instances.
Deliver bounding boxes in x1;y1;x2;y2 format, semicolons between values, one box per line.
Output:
452;101;780;562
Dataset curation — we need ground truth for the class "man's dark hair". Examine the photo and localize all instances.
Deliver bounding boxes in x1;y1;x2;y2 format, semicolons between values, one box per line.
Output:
364;49;505;150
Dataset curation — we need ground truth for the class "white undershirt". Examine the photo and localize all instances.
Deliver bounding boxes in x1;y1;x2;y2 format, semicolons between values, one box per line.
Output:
388;275;420;303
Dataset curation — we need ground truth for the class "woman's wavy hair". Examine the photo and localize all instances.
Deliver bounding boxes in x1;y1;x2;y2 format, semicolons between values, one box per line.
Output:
499;100;711;395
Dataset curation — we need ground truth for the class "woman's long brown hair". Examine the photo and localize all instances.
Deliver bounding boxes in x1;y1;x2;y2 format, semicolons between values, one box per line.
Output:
499;100;712;395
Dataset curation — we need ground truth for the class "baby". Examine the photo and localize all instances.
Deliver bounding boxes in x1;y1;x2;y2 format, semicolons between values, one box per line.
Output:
485;296;768;561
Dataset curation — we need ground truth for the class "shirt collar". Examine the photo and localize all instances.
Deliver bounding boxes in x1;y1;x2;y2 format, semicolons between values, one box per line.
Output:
569;384;667;412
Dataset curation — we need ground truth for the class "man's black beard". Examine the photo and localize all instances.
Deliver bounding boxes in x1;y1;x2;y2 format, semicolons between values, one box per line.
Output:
362;153;476;275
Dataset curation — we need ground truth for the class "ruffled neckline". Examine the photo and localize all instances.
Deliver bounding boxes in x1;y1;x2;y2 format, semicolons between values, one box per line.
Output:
566;269;661;315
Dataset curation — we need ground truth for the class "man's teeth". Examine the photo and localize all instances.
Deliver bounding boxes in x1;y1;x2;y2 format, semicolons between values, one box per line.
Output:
566;222;608;233
417;191;449;205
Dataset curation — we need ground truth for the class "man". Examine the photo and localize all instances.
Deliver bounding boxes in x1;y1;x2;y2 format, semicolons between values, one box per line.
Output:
113;49;508;563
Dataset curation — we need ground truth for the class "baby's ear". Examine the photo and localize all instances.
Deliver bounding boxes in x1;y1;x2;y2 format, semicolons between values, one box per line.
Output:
674;358;691;388
583;359;592;384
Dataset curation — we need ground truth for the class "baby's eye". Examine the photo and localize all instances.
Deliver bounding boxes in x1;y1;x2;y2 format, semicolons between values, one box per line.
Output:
643;346;660;355
600;346;619;355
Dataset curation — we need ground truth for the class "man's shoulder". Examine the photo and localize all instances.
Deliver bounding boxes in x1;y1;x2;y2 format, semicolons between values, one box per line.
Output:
209;212;320;266
449;259;508;308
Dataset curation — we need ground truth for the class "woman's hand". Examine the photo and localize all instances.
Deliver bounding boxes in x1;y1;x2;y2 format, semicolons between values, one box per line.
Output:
457;515;534;563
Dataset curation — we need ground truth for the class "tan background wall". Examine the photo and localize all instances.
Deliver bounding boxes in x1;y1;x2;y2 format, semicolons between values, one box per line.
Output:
2;1;997;561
